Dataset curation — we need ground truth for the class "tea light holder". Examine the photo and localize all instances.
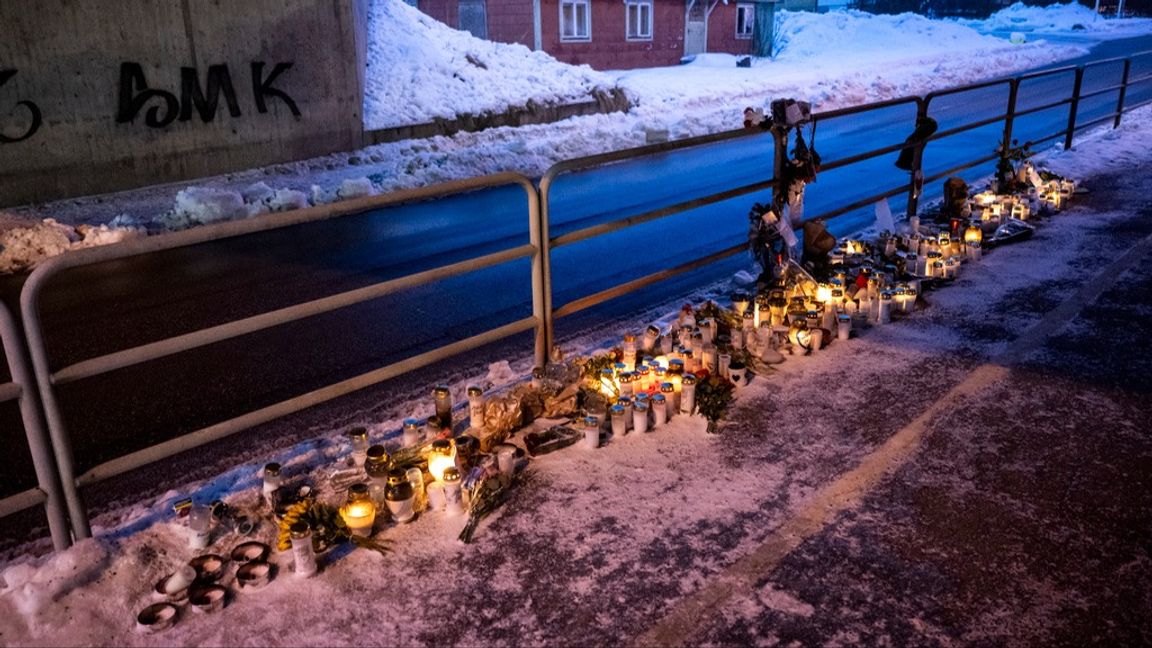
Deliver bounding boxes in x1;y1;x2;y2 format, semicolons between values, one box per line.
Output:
135;603;178;634
153;565;197;604
188;584;227;614
427;439;457;482
236;560;273;590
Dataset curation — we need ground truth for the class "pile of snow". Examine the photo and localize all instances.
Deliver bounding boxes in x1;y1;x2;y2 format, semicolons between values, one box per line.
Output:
0;219;145;274
773;9;1008;61
363;0;615;129
971;1;1152;33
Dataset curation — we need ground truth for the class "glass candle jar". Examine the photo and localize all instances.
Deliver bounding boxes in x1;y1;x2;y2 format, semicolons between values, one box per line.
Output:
610;404;627;438
652;393;668;427
622;333;637;371
582;415;601;449
262;463;282;505
619;371;635;397
432;386;453;430
290;521;318;578
878;291;893;325
633;401;650;434
341;483;376;537
402;418;423;447
188;503;212;550
680;374;697;416
730;328;744;351
365;445;390;508
643;325;660;352
385;469;415;524
347;427;369;467
427;439;457;482
617;397;634;431
837;313;851;341
442;467;464;516
467;386;485;431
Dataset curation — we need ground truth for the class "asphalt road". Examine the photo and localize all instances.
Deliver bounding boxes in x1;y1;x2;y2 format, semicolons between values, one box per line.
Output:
1;36;1149;534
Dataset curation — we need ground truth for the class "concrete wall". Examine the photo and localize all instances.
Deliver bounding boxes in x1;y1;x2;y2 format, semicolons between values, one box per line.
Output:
0;0;366;208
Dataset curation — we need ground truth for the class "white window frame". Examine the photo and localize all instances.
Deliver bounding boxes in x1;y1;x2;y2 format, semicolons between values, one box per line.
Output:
560;0;592;42
736;3;754;39
626;0;653;41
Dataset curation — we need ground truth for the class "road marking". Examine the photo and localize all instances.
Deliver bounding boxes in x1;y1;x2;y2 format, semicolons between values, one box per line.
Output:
634;230;1152;647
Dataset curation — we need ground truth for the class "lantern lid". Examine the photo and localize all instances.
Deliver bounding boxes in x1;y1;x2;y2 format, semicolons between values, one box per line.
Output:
467;385;483;397
442;467;461;483
263;462;281;476
430;439;453;455
348;427;368;440
433;385;451;397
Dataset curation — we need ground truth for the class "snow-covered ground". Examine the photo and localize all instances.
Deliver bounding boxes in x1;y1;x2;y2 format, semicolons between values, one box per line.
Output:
1;99;1150;646
2;2;1148;273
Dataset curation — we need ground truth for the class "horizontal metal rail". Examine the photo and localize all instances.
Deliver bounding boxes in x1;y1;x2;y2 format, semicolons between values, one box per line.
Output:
806;182;914;224
553;243;746;319
0;381;20;403
927;112;1012;143
921;152;1002;187
0;488;48;519
925;78;1012;102
546;126;764;177
817;139;914;173
552;179;775;249
76;317;538;486
1009;97;1073;120
1017;64;1080;82
811;95;922;122
52;243;537;385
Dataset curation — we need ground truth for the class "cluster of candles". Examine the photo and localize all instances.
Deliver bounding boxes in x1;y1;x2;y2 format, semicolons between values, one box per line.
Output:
262;382;513;549
971;177;1073;226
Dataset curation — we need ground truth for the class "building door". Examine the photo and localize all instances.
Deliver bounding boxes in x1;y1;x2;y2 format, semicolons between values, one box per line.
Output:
459;0;488;39
684;0;708;56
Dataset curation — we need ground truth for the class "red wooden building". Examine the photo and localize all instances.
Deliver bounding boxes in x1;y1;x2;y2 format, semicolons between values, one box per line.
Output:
412;0;759;69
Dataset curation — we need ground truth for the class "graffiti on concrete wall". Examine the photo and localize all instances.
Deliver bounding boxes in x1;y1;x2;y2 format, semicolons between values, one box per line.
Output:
0;62;301;143
0;69;42;144
116;61;301;127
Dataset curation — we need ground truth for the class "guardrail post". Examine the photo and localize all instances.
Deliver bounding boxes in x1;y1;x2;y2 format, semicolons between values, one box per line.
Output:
770;126;788;214
1064;66;1085;150
1001;78;1021;159
21;288;92;540
1114;58;1131;129
529;184;550;368
536;180;556;367
904;98;929;219
0;303;73;550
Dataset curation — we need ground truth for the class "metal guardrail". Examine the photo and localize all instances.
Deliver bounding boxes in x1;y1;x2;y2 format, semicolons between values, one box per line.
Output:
7;47;1152;550
20;173;545;540
0;302;70;550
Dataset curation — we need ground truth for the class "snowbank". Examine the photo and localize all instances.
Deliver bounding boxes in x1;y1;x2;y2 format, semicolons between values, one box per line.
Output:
971;1;1152;34
363;0;615;129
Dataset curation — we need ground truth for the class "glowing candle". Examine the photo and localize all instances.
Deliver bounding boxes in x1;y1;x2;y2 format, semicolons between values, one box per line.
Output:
427;439;457;482
340;483;376;537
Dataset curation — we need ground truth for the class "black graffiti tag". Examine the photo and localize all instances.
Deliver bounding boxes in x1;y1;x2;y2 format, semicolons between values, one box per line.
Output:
0;70;42;144
117;61;299;128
